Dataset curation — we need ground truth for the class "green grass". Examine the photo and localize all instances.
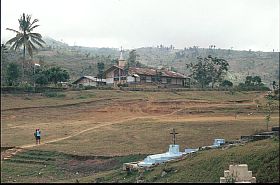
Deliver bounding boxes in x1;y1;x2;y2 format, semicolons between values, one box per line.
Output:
1;149;147;183
1;150;68;183
43;92;66;98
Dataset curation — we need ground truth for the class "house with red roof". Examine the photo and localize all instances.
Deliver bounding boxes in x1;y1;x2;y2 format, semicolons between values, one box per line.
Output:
103;50;190;87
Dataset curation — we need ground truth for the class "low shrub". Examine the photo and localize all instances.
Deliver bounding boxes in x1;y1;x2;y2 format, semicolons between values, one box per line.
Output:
43;92;65;98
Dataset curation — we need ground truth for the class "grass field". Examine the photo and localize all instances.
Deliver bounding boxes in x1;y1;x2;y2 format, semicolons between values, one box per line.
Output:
1;90;279;182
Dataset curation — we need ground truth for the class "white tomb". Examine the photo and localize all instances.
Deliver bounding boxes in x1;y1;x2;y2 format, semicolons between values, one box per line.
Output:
212;139;225;148
138;144;183;167
185;148;199;154
220;164;256;183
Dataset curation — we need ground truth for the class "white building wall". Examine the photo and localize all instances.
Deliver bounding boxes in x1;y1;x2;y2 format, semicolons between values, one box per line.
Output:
171;78;177;85
106;78;114;84
76;78;97;86
127;76;135;83
161;77;167;84
146;76;152;83
83;81;97;86
177;79;182;85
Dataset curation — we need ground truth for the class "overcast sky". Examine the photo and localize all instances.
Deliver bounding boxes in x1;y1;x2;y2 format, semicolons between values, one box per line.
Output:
1;0;279;51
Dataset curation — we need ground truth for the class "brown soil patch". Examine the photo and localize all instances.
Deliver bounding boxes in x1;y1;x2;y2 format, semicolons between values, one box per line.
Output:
1;91;278;156
58;158;119;174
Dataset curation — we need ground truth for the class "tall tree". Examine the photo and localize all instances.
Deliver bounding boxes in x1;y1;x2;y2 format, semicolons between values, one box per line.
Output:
97;62;105;81
186;57;212;88
186;55;229;88
209;55;229;87
252;76;262;86
45;66;70;85
127;50;140;67
244;75;263;86
6;13;45;79
6;63;21;86
221;80;233;87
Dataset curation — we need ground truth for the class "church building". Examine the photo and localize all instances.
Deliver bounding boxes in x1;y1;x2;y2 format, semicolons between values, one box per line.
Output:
103;49;189;87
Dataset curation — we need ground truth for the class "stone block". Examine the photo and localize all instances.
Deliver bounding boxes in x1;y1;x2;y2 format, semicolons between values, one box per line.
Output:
220;164;256;183
220;177;226;183
224;170;230;177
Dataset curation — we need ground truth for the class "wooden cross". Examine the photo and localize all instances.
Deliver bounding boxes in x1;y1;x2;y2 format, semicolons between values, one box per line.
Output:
170;128;178;145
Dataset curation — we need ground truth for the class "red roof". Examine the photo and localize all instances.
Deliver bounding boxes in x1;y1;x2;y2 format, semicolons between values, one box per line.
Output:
104;65;124;74
129;67;187;79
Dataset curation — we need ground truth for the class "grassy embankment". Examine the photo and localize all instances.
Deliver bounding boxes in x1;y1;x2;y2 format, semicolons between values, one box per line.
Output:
1;149;146;183
72;138;280;183
1;138;278;183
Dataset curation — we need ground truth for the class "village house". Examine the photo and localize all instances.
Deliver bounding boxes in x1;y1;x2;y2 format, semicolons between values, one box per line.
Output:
72;76;106;87
103;50;190;87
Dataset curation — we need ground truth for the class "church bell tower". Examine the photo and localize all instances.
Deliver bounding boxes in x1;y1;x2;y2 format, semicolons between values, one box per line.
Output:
118;46;126;68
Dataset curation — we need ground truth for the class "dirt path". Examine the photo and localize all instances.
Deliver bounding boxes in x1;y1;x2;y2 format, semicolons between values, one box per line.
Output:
19;108;186;149
0;92;271;161
0;107;206;160
2;107;272;161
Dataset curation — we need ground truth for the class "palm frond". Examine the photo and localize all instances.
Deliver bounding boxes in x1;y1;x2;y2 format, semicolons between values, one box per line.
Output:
29;32;43;38
6;35;20;45
27;18;38;31
30;37;45;48
10;41;18;50
14;37;24;50
6;28;21;34
29;33;46;44
29;41;38;50
29;24;40;32
26;15;32;23
30;34;46;44
26;43;33;58
10;37;22;51
30;19;39;27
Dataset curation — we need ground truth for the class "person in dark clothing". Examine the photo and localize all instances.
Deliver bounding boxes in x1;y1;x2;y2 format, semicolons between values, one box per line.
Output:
34;128;41;144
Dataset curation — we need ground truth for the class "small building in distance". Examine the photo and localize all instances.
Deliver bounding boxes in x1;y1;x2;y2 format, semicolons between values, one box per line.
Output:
72;76;106;87
103;49;190;87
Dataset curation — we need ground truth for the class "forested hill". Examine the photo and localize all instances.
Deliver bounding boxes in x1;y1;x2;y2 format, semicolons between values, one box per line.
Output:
3;37;279;86
136;46;279;86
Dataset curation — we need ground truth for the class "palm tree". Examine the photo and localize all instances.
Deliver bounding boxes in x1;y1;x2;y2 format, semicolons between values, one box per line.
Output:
6;13;45;79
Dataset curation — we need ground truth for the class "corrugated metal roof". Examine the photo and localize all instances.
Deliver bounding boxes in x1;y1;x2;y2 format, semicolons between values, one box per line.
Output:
72;76;104;84
129;67;187;78
83;76;97;81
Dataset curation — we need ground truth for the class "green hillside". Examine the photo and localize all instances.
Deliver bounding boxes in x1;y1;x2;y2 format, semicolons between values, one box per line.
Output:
74;138;279;183
2;37;279;85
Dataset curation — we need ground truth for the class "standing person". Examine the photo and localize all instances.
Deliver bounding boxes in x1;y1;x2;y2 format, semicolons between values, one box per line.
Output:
34;128;41;144
34;129;38;144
